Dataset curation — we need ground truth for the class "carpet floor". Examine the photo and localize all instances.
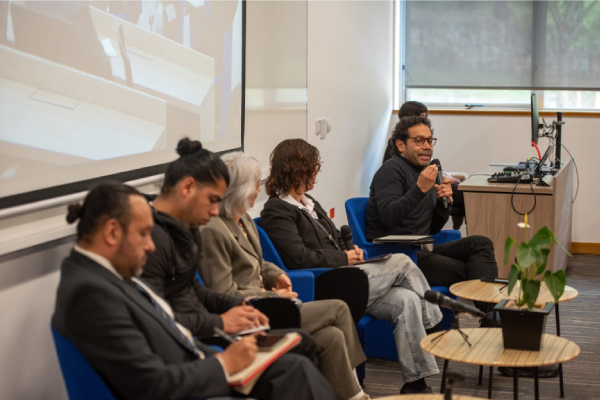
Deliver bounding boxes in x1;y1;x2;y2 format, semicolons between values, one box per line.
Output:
363;254;600;399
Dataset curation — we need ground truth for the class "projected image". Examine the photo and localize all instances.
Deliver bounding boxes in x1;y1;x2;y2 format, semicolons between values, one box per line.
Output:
0;0;243;201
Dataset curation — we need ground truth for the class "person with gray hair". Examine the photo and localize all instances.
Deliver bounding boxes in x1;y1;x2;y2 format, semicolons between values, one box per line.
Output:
200;151;371;400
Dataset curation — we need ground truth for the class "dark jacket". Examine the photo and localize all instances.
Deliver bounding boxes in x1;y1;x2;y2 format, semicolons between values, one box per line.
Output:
259;195;348;270
366;154;451;240
52;250;229;400
142;208;241;337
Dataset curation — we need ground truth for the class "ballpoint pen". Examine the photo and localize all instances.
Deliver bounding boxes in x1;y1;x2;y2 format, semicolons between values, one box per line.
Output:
214;327;239;343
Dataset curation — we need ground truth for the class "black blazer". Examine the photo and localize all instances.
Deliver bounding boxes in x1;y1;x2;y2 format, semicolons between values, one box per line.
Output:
259;195;348;270
52;250;230;400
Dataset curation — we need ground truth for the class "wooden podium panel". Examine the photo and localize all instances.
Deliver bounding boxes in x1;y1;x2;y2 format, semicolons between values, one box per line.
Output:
459;160;573;278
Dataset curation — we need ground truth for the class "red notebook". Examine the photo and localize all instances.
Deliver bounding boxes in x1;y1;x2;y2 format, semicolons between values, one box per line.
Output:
228;332;301;388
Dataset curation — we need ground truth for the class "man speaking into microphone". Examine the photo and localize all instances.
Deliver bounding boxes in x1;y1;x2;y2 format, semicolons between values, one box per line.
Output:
365;115;498;319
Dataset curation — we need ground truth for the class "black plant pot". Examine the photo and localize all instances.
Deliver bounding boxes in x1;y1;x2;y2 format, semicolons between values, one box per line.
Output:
495;299;554;351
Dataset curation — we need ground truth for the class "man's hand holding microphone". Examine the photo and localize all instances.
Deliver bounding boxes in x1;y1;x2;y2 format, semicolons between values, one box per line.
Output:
418;160;453;207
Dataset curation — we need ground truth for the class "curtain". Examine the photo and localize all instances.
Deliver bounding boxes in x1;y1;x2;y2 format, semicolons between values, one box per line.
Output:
404;1;600;90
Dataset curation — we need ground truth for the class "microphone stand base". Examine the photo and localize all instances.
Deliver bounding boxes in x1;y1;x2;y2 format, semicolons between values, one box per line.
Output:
430;314;472;347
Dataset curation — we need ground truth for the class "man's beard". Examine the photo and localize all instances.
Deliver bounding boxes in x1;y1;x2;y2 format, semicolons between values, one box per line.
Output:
115;238;145;278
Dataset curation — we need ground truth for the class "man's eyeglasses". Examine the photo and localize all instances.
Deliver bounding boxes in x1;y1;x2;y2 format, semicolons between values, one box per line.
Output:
405;136;437;147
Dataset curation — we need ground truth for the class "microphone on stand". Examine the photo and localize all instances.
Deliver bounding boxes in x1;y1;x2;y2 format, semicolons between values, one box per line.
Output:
340;225;354;251
430;159;448;208
424;290;485;318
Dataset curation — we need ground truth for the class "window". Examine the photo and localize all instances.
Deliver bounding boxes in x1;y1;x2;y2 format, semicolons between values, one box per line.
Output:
396;1;600;111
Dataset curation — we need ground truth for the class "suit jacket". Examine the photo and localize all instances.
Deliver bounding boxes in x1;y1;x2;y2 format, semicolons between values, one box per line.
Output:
259;195;348;270
199;213;285;298
52;250;229;400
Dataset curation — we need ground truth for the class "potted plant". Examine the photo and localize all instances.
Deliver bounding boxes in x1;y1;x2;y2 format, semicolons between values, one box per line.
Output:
495;214;571;351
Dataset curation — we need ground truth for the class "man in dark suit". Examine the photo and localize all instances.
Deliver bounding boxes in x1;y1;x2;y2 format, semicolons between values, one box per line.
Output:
52;182;334;400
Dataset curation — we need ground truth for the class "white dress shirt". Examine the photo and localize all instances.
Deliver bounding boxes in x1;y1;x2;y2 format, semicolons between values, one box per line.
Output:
280;193;319;219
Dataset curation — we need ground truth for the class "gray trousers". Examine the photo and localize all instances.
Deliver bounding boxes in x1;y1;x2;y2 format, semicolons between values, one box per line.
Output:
362;254;442;383
301;300;366;400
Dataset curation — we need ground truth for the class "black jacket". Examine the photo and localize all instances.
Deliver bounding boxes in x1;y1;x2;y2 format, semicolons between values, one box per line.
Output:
366;154;450;240
259;195;348;270
52;250;229;400
142;208;241;337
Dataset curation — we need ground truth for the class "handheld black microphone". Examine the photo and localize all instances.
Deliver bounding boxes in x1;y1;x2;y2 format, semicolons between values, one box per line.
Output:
340;225;354;251
424;290;485;318
430;159;448;208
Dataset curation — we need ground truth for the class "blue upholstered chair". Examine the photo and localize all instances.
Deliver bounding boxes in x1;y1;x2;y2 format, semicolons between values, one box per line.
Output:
52;326;117;400
253;219;331;303
344;197;461;362
52;326;242;400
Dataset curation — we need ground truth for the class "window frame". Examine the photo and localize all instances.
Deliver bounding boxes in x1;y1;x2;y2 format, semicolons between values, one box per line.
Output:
394;0;600;114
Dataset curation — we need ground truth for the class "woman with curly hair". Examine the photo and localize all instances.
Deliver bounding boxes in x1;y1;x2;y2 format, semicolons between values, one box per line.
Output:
259;139;443;394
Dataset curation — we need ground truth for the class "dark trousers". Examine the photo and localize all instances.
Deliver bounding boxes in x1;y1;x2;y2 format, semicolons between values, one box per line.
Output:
417;235;498;288
247;353;335;400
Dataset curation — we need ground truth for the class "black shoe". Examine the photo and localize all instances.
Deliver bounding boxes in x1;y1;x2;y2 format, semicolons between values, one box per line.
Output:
498;364;559;378
400;383;433;394
479;311;501;327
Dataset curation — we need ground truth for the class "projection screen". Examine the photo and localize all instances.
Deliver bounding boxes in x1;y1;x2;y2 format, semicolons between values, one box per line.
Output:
0;0;244;208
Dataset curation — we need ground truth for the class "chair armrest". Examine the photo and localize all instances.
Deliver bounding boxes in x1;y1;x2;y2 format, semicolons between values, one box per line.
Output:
433;229;461;245
287;271;315;302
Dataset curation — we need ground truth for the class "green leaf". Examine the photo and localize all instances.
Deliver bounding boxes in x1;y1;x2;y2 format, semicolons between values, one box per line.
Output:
521;279;541;310
504;237;516;266
544;270;566;303
507;264;519;295
516;243;536;269
529;226;553;250
535;248;551;275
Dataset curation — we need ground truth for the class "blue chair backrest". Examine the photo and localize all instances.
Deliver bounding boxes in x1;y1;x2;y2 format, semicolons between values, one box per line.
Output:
253;218;288;272
345;197;369;246
51;326;116;400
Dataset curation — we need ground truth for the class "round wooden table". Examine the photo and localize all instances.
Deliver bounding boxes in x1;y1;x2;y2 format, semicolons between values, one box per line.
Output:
449;280;578;306
421;328;580;400
449;279;578;398
377;395;485;400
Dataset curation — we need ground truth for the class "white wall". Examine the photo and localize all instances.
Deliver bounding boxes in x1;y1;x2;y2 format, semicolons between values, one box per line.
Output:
387;113;599;243
305;0;393;227
244;1;307;174
0;238;71;400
